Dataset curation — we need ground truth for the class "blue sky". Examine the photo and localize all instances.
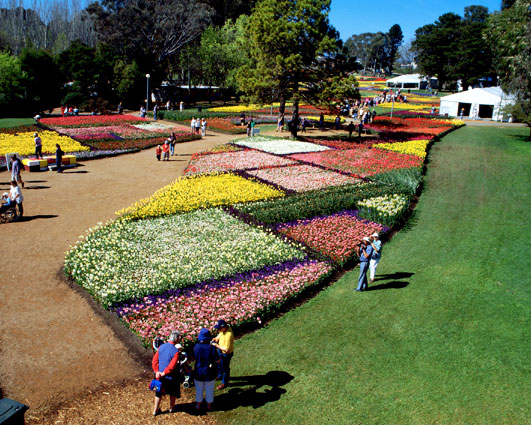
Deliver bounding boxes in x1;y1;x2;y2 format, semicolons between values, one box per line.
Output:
329;0;502;42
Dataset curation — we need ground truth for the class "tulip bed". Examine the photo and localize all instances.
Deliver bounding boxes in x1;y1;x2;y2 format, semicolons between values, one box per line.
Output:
65;95;464;347
0;130;89;157
65;208;306;307
40;114;146;128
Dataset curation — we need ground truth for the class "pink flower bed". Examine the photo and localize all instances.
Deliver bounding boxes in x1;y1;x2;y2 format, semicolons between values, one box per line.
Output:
115;260;332;346
247;164;362;192
289;146;423;177
184;150;297;175
40;114;146;128
57;125;150;138
277;211;385;264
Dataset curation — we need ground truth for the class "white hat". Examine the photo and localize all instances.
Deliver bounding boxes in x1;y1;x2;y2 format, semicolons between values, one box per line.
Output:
372;233;379;237
2;192;8;197
363;237;371;242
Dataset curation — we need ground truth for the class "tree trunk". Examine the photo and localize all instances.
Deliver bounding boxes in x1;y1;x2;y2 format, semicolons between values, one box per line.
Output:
290;98;299;139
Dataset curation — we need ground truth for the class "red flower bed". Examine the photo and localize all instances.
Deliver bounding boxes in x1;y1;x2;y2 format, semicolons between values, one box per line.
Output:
289;146;423;178
40;114;147;128
86;133;200;151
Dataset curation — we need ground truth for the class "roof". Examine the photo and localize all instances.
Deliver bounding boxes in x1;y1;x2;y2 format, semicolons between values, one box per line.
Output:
440;87;515;105
386;74;437;83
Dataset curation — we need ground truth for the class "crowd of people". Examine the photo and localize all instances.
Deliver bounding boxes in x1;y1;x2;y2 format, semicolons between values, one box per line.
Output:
151;319;234;416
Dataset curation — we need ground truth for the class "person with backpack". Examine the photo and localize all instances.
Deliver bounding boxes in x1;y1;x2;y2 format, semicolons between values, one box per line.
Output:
151;330;183;416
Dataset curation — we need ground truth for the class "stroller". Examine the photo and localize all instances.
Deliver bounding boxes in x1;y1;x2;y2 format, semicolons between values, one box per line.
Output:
0;194;16;223
152;336;193;388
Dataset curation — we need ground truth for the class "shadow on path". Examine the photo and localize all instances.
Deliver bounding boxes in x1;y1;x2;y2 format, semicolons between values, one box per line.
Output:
182;370;294;415
17;214;58;222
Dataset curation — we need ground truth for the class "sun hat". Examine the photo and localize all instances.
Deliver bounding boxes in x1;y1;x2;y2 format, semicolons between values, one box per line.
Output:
2;192;8;198
198;328;212;343
214;319;228;329
371;233;379;237
363;237;371;242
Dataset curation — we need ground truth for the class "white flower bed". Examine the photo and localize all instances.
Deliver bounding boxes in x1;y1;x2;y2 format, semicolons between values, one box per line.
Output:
132;122;174;131
234;136;330;155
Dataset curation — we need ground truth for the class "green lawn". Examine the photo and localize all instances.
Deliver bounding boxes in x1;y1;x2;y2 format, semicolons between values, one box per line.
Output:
0;118;34;128
213;125;530;424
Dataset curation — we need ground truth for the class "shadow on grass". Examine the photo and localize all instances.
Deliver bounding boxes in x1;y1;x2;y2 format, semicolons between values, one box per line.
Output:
374;272;414;281
182;370;294;415
366;280;410;291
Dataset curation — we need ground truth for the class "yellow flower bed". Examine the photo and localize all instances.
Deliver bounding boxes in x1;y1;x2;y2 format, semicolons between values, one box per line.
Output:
307;115;344;123
449;119;465;126
378;102;431;110
373;140;430;158
117;173;285;220
0;131;89;157
208;102;295;113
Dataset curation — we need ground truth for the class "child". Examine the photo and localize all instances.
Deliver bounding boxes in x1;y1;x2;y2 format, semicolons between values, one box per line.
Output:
155;145;162;161
162;142;170;161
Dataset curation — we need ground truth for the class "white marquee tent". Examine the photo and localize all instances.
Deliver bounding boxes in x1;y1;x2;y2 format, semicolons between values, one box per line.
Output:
439;87;515;121
386;74;437;90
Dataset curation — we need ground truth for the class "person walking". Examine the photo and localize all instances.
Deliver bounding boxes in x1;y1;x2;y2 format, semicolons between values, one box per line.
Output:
162;141;170;161
10;180;24;220
169;133;176;156
319;112;324;130
369;232;382;283
153;103;159;120
34;133;43;159
10;156;24;188
55;144;64;173
211;320;234;390
191;117;196;133
301;117;307;133
195;117;201;135
347;121;354;139
276;114;284;132
152;330;183;416
179;101;184;112
358;121;364;138
356;237;373;291
155;145;162;161
201;118;207;137
193;328;219;412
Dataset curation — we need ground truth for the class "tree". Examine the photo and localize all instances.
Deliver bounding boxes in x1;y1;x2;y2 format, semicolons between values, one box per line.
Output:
198;16;249;90
237;0;358;138
501;0;516;9
344;32;375;72
386;24;403;73
87;0;213;79
413;8;495;89
486;0;531;134
203;0;256;26
0;52;24;115
398;39;416;73
19;47;61;112
113;59;144;107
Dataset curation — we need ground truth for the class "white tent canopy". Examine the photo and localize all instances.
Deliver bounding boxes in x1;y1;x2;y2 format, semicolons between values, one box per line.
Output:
386;74;438;90
439;87;515;121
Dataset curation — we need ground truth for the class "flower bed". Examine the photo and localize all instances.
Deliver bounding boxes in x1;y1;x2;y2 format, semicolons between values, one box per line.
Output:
117;173;285;220
357;194;409;226
247;164;362;193
289;147;423;178
373;140;430;158
184;150;297;176
40;114;146;128
115;259;332;346
276;210;385;264
234;136;330;155
65;208;306;307
0;131;89;157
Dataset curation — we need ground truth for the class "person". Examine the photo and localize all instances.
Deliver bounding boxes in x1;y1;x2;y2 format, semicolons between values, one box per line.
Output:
73;106;79;116
250;118;255;136
201;118;207;137
335;115;341;130
179;101;184;112
459;108;465;120
10;156;24;188
246;120;252;137
34;133;43;159
240;112;246;126
0;192;14;215
276;114;284;132
152;330;183;416
140;105;146;118
153;103;159;120
211;320;234;390
319;112;324;130
301;117;307;133
10;180;24;219
358;121;364;138
369;232;382;283
162;141;170;161
355;237;373;291
193;328;219;411
55;144;64;173
166;100;171;110
155;145;162;161
118;102;123;114
169;133;176;156
347;121;354;139
191;117;196;133
195;117;201;135
371;108;377;123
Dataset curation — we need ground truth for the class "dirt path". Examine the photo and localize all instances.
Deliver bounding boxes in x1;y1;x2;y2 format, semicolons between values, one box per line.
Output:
0;124;233;423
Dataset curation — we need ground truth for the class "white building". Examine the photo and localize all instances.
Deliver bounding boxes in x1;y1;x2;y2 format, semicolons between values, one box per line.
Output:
386;74;438;90
439;87;515;121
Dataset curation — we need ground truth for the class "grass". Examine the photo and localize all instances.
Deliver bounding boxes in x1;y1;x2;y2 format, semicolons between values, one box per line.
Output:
0;118;34;128
213;125;531;424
